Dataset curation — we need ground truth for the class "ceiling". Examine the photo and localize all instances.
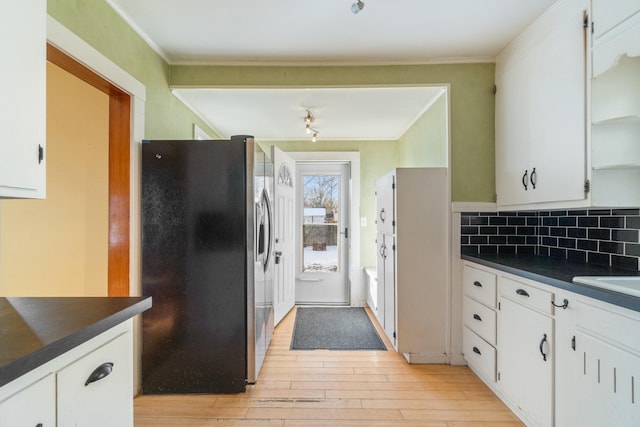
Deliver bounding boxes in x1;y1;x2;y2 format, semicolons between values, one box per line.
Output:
107;0;557;141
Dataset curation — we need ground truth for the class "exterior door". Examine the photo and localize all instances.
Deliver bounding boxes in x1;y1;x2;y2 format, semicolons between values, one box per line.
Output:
295;162;350;304
272;147;296;325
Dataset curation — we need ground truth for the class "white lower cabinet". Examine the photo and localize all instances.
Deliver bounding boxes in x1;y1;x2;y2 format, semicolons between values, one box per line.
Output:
498;297;553;427
556;291;640;426
465;260;640;426
0;320;133;427
0;374;55;427
57;331;133;427
462;264;498;383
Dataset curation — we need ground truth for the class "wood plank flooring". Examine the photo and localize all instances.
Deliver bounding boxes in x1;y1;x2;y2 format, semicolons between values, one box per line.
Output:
134;307;524;427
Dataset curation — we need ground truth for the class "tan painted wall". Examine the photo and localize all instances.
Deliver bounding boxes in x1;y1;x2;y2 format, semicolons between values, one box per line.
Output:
0;62;109;296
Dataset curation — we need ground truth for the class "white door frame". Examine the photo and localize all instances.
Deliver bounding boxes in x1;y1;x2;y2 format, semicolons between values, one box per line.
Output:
47;16;146;391
287;152;361;307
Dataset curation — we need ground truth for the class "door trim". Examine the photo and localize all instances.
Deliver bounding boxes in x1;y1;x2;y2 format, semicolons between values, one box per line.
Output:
47;16;146;297
47;44;131;297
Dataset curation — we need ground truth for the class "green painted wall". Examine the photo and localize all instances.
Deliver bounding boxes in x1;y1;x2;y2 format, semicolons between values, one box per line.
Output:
46;1;496;268
47;0;218;140
397;91;448;168
48;1;495;201
172;63;496;202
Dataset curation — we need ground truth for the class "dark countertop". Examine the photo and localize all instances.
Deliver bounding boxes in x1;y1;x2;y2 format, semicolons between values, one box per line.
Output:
461;254;640;312
0;297;152;388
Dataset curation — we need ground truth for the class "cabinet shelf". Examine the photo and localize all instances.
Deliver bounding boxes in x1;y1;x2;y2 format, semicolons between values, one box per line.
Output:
592;164;640;171
592;115;640;125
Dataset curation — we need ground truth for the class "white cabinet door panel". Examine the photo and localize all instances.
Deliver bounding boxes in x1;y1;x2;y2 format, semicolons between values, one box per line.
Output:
574;331;640;426
375;173;395;235
57;332;133;427
498;298;553;427
0;0;46;198
0;374;55;427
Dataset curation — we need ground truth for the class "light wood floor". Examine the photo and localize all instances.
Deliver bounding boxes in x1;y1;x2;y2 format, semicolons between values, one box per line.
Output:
134;307;524;427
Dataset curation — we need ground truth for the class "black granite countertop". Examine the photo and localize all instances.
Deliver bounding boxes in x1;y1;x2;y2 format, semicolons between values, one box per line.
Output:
461;254;640;312
0;297;152;388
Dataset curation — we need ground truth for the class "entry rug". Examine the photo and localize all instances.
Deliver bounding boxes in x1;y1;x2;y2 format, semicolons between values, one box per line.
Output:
290;307;387;351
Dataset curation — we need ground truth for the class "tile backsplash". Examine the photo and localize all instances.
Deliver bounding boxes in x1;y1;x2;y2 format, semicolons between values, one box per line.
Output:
461;209;640;271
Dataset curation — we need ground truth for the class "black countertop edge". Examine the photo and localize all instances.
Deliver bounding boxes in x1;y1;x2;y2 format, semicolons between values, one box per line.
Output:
0;297;152;388
461;254;640;313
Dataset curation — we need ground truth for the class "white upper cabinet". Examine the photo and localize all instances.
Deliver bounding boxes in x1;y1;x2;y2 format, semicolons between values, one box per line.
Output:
496;0;589;210
589;0;640;206
0;0;46;199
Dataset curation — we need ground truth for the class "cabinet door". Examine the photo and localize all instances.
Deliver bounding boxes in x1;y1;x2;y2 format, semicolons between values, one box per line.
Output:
57;332;133;427
495;52;532;207
382;234;396;346
496;1;587;208
498;298;553;427
0;0;46;198
0;374;55;426
528;6;587;205
375;173;395;235
573;331;640;426
375;232;386;328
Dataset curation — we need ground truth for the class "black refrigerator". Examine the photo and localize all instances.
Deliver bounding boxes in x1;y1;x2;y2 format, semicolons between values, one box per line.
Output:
141;135;274;394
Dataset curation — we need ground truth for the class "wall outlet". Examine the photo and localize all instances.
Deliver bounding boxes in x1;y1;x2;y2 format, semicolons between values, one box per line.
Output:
360;217;367;227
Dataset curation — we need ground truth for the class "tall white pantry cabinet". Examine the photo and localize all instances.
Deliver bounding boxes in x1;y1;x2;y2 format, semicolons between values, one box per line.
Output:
374;168;450;363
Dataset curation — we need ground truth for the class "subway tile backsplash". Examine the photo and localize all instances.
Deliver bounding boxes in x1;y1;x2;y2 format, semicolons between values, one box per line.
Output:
461;209;640;271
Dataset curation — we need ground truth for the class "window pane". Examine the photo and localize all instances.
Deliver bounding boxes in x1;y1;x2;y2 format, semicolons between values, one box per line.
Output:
302;174;339;273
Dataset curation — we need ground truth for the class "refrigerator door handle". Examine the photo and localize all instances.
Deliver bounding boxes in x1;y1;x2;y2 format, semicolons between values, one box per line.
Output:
260;188;273;272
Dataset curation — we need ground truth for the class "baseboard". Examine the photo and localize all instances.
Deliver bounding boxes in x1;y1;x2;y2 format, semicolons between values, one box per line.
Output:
402;352;449;364
448;353;467;365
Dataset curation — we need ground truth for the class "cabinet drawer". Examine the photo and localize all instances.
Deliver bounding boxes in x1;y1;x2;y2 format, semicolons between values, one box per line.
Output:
463;264;497;308
57;332;133;427
463;296;497;346
463;326;496;382
592;0;640;40
500;276;553;315
0;374;55;426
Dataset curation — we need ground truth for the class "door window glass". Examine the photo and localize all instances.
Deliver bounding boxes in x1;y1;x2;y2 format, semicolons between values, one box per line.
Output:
302;174;339;273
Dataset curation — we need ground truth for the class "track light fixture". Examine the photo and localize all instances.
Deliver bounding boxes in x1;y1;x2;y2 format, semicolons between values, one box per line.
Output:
304;110;314;124
303;109;319;142
351;0;364;14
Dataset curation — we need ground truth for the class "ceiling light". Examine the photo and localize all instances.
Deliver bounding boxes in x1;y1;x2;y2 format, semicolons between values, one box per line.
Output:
303;109;319;142
304;110;314;124
351;0;364;14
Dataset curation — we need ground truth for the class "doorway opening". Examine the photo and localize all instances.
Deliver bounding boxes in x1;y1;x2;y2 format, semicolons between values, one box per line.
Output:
47;44;131;296
295;162;351;305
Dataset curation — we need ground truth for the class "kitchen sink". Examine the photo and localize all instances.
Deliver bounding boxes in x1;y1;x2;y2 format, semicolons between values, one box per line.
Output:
573;276;640;298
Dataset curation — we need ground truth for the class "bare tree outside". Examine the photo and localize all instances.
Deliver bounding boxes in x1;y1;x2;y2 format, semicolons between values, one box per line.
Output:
303;175;339;219
302;174;340;272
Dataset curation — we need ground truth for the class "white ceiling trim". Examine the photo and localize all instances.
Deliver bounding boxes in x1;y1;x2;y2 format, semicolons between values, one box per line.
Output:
106;0;172;64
